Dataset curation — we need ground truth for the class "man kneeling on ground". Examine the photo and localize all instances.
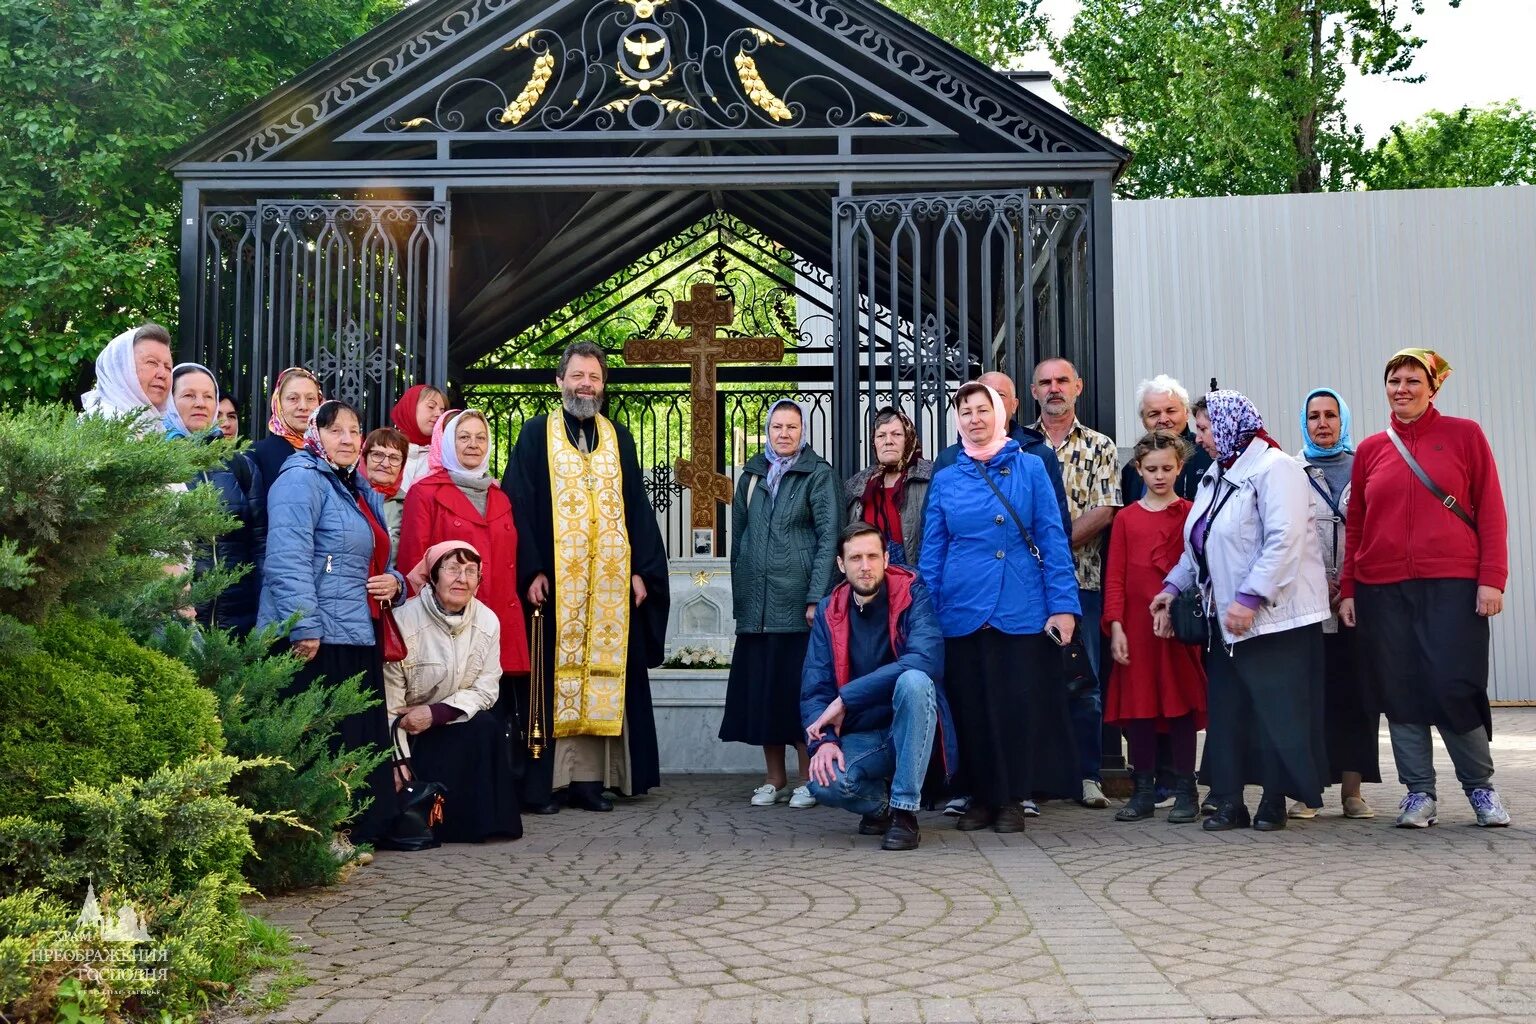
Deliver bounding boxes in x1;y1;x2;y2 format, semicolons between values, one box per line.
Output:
802;522;956;850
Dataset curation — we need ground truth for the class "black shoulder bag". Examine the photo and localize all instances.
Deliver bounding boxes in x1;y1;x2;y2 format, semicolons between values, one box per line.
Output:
380;716;448;852
1387;427;1477;532
976;466;1095;698
1171;481;1238;647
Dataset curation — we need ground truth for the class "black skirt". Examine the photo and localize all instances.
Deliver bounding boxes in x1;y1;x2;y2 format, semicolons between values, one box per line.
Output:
1354;579;1492;737
945;629;1079;806
405;712;523;843
278;641;396;846
1320;629;1382;782
719;632;812;746
1202;625;1328;806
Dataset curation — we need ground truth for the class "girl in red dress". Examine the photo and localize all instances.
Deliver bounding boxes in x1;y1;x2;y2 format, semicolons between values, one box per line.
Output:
1104;431;1208;823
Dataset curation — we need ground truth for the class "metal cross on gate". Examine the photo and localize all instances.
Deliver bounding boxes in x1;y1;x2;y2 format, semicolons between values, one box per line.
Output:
624;283;784;550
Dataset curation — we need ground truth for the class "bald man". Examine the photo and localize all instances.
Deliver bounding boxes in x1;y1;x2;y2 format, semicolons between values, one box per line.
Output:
930;371;1071;536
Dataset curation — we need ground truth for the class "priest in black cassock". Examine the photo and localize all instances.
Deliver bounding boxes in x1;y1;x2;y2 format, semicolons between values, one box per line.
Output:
502;341;670;813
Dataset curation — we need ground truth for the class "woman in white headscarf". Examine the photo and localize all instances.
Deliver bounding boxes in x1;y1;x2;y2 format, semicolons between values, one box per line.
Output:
80;324;174;432
721;398;842;808
397;408;530;680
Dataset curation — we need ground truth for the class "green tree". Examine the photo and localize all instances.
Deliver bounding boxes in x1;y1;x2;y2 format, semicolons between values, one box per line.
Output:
1363;101;1536;190
1053;0;1462;198
0;0;402;406
878;0;1049;64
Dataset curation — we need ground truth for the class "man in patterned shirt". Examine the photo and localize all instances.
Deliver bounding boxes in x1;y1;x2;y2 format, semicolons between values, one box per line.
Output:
1031;357;1121;809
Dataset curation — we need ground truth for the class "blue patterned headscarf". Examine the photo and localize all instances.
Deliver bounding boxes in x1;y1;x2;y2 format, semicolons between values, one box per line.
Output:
1205;389;1274;467
1299;388;1353;459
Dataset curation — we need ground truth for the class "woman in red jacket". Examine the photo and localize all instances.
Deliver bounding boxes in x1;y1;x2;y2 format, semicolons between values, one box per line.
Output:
398;409;531;676
1339;349;1510;829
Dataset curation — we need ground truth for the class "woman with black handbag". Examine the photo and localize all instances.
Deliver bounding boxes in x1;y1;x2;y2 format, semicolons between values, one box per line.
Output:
384;541;523;844
1338;349;1511;828
919;381;1081;833
1151;390;1330;833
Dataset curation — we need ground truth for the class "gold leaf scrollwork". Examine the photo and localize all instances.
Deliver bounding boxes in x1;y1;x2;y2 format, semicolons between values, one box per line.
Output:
733;49;792;122
500;44;556;125
399;117;436;129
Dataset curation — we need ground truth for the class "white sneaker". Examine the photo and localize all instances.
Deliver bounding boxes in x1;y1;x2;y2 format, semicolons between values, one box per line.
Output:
1020;800;1040;817
943;796;970;817
1469;788;1511;827
1081;779;1110;808
750;783;790;806
1287;801;1319;819
788;784;817;809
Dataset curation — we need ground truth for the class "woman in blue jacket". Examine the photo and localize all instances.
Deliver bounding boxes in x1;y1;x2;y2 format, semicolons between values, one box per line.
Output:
919;381;1081;833
164;362;266;634
259;400;406;845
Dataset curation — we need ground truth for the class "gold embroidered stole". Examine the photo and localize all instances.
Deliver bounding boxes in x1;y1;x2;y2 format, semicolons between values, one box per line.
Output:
547;413;631;737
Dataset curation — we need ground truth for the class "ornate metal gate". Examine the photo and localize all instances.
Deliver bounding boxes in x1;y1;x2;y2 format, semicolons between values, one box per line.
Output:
191;199;450;430
832;190;1095;475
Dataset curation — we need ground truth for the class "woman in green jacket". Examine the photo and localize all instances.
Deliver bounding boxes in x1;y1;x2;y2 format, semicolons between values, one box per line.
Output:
720;399;842;807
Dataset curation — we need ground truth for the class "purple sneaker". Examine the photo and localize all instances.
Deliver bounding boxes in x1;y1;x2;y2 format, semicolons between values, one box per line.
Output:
1469;788;1511;827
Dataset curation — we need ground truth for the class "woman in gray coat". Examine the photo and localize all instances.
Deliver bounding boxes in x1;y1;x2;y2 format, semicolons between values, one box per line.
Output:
720;399;842;808
844;406;933;568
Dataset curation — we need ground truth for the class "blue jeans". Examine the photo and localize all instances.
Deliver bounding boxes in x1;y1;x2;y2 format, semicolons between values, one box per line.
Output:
1070;587;1104;783
806;670;937;814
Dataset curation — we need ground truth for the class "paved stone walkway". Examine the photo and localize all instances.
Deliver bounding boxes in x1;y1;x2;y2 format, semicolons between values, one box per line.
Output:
248;710;1536;1024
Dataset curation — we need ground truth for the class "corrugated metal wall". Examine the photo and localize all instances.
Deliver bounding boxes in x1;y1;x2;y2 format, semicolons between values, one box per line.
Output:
1111;186;1536;701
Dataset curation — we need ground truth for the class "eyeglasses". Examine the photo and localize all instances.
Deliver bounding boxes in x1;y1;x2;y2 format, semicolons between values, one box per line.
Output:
440;565;481;581
365;451;404;468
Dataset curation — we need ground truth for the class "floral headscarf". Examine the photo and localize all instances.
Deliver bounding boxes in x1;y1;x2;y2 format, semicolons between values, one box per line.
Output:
302;400;360;474
163;363;223;442
1204;389;1279;467
268;367;322;450
1299;388;1353;460
1388;348;1453;394
860;406;922;526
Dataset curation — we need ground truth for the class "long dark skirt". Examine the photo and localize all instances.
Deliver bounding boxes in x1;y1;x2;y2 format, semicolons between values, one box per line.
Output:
277;640;396;846
1202;625;1328;807
945;629;1079;806
719;632;811;746
1354;579;1491;737
406;713;523;843
1321;628;1382;782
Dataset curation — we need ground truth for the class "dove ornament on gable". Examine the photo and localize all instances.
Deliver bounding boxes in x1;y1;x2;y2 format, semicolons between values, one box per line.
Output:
618;24;671;79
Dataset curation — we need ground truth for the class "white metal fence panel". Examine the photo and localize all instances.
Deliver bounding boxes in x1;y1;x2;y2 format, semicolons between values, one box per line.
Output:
1111;186;1536;701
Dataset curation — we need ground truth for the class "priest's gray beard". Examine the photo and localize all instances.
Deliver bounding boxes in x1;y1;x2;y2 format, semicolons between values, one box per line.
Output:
561;390;601;420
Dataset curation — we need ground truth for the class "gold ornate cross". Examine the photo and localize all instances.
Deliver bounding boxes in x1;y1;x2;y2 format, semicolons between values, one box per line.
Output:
625;283;784;541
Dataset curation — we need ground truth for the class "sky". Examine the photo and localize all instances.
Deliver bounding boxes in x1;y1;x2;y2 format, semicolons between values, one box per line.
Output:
1024;0;1536;142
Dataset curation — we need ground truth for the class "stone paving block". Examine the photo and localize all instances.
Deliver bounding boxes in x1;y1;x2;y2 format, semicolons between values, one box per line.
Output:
480;995;547;1023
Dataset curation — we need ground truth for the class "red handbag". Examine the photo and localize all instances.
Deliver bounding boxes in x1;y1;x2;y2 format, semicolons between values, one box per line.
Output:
379;600;408;663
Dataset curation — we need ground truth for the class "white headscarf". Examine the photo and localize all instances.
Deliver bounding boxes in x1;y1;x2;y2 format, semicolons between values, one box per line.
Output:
763;399;808;499
80;328;169;431
435;410;491;480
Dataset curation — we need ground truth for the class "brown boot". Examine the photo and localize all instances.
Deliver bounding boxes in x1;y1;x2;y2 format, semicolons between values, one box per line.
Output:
881;810;920;851
858;808;892;835
993;803;1028;833
955;802;995;831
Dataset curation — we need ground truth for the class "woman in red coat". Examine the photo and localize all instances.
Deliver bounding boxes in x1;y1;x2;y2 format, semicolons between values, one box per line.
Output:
397;409;531;675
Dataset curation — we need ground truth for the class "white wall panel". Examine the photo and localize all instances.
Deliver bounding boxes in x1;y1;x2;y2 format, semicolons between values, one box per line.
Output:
1111;186;1536;701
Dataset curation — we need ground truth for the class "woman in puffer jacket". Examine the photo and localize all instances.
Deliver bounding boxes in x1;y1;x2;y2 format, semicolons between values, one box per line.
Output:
259;399;406;844
164;362;266;634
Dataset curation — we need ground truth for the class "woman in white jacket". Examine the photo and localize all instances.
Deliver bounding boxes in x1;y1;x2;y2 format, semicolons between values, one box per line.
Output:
386;540;523;843
1152;390;1330;833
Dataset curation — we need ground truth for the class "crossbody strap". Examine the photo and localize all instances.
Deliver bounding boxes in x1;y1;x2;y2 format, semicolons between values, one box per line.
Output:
975;465;1044;571
1386;427;1476;533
